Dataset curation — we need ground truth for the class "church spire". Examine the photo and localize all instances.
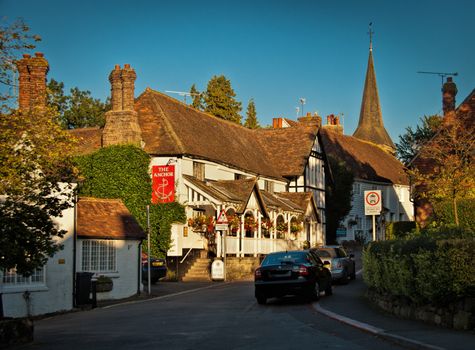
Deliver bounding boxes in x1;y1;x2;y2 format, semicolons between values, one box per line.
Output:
353;24;395;150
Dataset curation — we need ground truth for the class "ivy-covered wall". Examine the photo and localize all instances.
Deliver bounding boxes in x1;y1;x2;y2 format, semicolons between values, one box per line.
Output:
75;145;186;257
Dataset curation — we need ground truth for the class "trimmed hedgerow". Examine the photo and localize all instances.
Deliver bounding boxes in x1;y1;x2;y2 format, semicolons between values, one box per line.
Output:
363;234;475;306
385;221;417;240
75;145;186;258
432;199;475;232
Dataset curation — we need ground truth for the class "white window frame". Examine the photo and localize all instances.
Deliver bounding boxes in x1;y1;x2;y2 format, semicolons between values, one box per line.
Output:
1;267;47;293
81;240;117;273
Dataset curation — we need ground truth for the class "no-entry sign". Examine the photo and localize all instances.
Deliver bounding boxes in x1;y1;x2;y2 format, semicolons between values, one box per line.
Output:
364;190;382;215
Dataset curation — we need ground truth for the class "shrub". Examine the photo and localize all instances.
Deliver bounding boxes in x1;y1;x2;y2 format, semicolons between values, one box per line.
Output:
385;221;416;240
432;199;475;231
363;234;475;306
75;145;186;258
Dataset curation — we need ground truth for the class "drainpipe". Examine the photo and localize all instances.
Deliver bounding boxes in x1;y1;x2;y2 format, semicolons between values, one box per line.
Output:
72;194;78;308
137;241;142;295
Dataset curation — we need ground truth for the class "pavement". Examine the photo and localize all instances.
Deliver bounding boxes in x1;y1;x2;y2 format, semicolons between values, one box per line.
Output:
97;276;474;350
316;271;475;350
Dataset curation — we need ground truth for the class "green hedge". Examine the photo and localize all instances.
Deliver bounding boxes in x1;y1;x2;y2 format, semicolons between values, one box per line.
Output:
75;145;186;257
385;221;416;240
432;199;475;231
363;236;475;305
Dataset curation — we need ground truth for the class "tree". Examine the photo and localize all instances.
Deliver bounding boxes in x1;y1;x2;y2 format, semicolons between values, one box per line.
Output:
204;75;242;124
47;80;109;129
243;98;260;129
190;84;204;111
47;79;68;117
409;116;475;226
325;156;354;244
0;107;77;275
0;18;41;107
0;19;76;276
396;115;442;165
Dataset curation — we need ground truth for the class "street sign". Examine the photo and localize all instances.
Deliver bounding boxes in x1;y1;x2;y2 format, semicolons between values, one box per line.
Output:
364;190;382;215
216;209;228;224
216;223;228;231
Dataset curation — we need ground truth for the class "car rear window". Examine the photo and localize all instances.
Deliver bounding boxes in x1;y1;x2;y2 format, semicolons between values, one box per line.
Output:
315;249;335;258
262;252;307;266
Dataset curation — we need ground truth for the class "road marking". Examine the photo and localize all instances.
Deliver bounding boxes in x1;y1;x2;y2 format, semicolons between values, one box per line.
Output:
314;303;445;350
101;284;221;309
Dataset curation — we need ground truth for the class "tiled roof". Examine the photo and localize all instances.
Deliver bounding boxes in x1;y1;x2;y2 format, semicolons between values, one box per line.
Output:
255;124;319;177
136;89;285;180
77;197;146;240
69;127;102;155
183;175;313;216
184;175;263;214
69;89;319;181
320;128;409;185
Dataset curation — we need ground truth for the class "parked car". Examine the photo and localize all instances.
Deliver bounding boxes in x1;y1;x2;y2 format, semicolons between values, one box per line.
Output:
254;250;332;305
142;253;167;284
313;246;356;284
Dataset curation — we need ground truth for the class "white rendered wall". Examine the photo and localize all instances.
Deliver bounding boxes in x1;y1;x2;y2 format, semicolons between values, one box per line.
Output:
76;239;141;301
2;199;75;318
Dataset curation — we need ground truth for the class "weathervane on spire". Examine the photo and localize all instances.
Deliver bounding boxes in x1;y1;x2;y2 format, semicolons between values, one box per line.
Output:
368;22;374;51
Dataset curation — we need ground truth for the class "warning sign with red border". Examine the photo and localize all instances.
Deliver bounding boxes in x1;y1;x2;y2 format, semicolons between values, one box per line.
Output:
364;190;382;215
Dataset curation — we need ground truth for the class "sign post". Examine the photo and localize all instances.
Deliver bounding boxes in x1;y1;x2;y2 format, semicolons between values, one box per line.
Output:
146;205;151;295
216;209;228;281
364;190;382;241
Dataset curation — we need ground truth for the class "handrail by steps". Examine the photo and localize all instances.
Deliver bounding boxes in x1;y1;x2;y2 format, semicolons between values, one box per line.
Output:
180;248;194;264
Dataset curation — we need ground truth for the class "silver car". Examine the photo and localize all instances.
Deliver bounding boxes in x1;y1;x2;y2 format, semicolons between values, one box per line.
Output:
313;246;356;284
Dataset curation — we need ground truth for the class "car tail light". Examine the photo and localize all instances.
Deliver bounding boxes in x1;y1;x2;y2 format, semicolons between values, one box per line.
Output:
255;268;262;280
299;265;309;276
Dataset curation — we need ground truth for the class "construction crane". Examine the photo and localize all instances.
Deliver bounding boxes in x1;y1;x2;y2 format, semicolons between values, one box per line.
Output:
417;71;458;86
165;90;200;104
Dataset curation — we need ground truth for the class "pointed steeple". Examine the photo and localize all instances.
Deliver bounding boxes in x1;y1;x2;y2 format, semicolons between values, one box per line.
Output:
353;25;395;150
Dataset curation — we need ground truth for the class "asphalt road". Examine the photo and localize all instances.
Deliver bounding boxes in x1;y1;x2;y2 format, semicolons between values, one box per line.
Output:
15;282;408;350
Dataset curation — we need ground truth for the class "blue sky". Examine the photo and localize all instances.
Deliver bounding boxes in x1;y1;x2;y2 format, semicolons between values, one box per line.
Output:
2;0;474;142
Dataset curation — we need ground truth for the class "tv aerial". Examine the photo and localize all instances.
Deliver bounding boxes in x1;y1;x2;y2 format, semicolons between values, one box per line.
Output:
165;90;200;104
299;98;306;116
417;71;458;86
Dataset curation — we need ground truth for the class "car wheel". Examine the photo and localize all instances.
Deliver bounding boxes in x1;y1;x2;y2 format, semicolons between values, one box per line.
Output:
256;295;267;305
325;281;333;296
350;264;356;280
340;269;349;285
310;281;320;301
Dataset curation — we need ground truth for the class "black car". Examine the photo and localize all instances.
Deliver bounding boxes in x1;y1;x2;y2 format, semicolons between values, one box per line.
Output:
142;253;167;284
254;250;332;305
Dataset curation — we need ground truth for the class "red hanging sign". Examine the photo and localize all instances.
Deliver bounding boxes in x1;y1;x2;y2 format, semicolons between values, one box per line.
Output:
152;165;175;204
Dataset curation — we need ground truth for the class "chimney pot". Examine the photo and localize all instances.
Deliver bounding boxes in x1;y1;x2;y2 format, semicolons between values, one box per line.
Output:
114;64;121;70
23;54;31;58
35;52;44;57
124;64;130;69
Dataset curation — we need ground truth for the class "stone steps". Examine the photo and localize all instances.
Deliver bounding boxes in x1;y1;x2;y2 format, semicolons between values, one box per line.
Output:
181;257;211;282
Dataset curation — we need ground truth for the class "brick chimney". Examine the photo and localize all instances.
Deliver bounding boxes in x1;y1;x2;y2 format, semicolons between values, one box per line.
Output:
109;65;122;111
322;114;344;134
102;64;142;147
442;77;457;125
16;52;49;111
121;64;136;111
298;112;322;127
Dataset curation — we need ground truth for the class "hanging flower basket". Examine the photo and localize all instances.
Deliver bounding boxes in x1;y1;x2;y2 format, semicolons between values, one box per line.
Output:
244;216;256;231
227;214;240;232
290;223;302;234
